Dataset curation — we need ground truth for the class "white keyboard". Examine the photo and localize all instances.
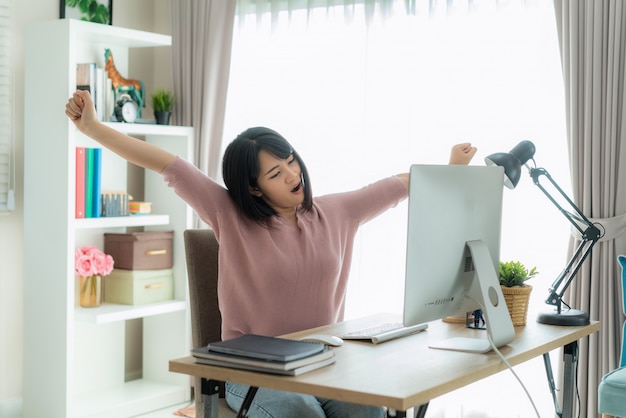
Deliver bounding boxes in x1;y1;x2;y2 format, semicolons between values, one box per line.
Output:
342;322;428;344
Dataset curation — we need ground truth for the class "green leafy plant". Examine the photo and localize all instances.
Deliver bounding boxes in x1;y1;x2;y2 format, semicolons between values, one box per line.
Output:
499;260;538;287
150;88;175;113
66;0;110;25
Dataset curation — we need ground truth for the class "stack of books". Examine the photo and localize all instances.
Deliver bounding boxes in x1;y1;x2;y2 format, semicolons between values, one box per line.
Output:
76;62;114;122
192;334;336;376
75;147;102;218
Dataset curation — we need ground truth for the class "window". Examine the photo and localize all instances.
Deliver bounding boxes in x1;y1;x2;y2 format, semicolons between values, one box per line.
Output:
224;0;569;319
0;0;13;213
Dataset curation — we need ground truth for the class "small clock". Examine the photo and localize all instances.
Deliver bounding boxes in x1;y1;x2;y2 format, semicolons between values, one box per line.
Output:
114;94;138;123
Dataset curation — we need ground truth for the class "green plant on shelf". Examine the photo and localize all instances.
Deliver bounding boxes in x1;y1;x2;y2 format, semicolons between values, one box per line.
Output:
151;88;176;113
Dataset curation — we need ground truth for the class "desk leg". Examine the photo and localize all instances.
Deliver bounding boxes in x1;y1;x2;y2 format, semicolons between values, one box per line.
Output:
415;403;429;418
561;341;578;418
236;386;259;418
542;341;578;418
542;352;562;417
387;403;428;418
201;380;258;418
201;378;222;418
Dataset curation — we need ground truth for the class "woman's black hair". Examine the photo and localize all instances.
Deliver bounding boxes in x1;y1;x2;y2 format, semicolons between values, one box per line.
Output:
222;127;313;224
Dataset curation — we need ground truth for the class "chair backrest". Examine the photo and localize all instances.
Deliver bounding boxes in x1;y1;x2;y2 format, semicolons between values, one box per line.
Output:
184;228;223;405
184;228;222;347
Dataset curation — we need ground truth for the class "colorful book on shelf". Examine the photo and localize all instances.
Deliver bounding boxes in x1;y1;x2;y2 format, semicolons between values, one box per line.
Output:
90;147;102;217
84;147;94;218
76;147;103;219
76;63;96;94
205;334;325;362
95;67;105;121
75;147;85;218
77;63;111;121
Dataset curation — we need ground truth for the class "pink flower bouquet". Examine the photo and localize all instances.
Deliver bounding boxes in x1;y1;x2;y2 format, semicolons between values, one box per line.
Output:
75;246;114;308
75;246;114;278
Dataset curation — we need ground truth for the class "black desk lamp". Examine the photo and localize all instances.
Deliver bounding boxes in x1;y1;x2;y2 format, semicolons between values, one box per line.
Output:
485;140;604;326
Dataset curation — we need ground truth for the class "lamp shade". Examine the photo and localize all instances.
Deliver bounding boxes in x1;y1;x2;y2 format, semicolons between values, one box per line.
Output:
485;140;536;189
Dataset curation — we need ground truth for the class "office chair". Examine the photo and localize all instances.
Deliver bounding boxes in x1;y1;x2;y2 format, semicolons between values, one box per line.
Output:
184;229;236;418
598;254;626;418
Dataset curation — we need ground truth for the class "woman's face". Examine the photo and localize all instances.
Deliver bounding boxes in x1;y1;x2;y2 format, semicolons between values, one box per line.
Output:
253;149;304;214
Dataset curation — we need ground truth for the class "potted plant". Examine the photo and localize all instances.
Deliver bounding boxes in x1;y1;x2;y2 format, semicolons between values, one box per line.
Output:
150;88;175;125
499;260;538;326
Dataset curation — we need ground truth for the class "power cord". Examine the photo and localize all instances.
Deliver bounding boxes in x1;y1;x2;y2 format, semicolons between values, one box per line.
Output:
575;351;581;418
468;296;542;418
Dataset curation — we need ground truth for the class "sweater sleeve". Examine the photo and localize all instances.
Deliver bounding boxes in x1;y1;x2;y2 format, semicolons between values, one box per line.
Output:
159;156;236;236
317;176;408;226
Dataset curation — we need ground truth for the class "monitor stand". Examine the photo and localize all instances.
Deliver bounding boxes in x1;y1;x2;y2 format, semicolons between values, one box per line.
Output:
429;240;516;353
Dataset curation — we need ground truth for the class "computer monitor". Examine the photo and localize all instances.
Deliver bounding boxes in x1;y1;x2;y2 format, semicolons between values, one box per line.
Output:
403;164;515;353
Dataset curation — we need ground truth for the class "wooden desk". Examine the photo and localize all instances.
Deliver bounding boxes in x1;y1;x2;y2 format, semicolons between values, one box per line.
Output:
170;313;599;417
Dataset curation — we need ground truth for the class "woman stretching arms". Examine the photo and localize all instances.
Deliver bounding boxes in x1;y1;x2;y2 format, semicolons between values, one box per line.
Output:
66;89;476;417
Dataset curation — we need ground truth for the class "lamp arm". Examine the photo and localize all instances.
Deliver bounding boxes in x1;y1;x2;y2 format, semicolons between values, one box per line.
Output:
544;239;597;313
528;167;602;313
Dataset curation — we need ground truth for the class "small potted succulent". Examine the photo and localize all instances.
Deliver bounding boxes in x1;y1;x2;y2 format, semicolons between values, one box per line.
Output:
150;88;175;125
499;260;538;326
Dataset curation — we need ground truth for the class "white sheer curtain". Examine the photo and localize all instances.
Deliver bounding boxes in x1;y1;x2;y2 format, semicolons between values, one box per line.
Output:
223;2;569;414
224;0;569;323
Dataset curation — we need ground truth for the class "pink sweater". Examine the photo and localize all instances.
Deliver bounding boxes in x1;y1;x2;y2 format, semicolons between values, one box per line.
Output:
161;157;407;340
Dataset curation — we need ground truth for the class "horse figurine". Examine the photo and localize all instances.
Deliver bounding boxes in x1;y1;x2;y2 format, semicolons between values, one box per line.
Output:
104;48;144;117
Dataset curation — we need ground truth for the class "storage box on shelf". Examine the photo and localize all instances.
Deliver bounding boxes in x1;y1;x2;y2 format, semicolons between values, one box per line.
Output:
24;19;194;418
105;231;174;270
104;231;175;306
105;268;174;305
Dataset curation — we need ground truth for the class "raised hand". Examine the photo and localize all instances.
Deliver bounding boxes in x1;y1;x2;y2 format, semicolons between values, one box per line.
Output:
65;90;98;136
449;143;477;165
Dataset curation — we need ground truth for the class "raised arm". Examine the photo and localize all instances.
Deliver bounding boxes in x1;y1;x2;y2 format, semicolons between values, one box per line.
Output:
395;142;477;189
65;90;176;172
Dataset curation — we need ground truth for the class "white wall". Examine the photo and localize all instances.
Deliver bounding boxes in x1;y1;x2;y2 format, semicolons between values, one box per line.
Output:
2;1;170;415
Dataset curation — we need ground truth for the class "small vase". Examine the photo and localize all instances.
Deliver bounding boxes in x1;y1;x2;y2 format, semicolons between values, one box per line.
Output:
154;111;171;125
79;275;103;308
501;284;532;326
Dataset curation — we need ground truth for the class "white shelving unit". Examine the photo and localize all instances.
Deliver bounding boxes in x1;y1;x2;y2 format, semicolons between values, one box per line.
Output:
24;20;194;418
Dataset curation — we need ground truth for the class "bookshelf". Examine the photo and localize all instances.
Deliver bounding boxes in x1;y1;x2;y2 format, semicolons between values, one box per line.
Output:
24;20;193;417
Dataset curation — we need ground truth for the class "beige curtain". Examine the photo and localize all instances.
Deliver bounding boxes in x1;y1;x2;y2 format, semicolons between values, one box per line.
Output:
553;1;626;416
170;0;236;181
169;1;236;413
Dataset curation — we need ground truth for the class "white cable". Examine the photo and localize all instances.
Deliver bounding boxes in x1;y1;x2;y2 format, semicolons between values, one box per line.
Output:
468;296;542;418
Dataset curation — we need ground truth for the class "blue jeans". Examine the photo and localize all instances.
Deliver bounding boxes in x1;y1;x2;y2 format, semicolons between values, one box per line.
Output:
225;382;387;418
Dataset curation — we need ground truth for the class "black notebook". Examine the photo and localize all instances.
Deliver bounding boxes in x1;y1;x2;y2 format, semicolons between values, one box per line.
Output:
192;346;336;375
194;355;336;376
206;334;325;362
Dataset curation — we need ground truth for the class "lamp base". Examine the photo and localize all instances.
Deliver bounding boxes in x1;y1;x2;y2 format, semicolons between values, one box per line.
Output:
537;309;590;326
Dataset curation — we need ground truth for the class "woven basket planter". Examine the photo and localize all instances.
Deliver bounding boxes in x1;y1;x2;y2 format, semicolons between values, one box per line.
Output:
501;284;532;326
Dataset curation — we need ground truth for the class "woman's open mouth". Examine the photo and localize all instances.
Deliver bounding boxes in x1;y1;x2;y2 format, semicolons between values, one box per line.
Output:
291;183;302;193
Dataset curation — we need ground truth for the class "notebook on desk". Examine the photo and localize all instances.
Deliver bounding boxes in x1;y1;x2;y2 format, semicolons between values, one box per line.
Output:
341;322;428;344
206;334;325;362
